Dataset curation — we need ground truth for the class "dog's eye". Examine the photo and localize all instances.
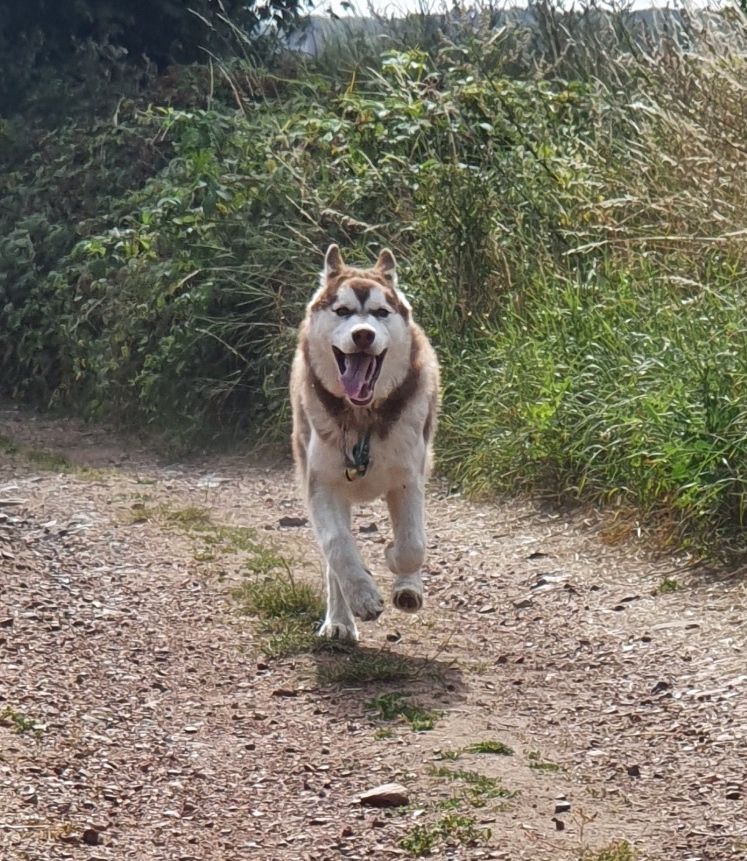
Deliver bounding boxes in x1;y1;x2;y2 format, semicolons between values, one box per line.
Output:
372;308;390;319
335;307;353;317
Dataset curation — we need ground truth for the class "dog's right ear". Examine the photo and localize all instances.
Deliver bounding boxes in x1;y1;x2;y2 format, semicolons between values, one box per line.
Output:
324;244;344;279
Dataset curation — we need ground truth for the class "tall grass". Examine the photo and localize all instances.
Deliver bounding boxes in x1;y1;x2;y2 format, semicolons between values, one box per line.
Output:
2;3;747;555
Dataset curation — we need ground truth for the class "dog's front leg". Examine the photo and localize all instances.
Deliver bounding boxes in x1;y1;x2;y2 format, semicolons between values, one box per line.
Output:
308;480;384;628
317;564;359;642
386;478;427;613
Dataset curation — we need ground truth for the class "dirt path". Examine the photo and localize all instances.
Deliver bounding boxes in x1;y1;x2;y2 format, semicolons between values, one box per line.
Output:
1;403;745;861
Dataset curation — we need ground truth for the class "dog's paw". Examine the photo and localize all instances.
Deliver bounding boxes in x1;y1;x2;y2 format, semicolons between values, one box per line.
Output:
392;574;424;614
344;572;384;622
318;619;359;642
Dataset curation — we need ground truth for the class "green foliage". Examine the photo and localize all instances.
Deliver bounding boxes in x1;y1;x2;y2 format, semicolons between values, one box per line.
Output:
366;692;440;731
0;0;307;114
527;751;563;772
582;841;637;861
316;650;419;686
233;553;325;658
400;813;490;857
466;740;514;756
428;766;515;807
656;577;681;595
0;706;41;736
4;8;747;556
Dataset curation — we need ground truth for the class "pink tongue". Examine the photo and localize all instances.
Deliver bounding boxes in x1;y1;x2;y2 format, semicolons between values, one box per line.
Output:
341;353;374;399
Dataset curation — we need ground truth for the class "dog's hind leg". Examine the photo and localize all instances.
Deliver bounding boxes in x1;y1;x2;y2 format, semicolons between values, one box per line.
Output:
308;480;384;623
318;564;358;641
385;479;426;613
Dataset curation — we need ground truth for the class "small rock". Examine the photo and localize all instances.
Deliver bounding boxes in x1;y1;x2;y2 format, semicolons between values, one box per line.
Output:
278;516;308;528
552;817;565;831
358;782;409;808
627;764;641;778
554;801;571;814
82;828;102;846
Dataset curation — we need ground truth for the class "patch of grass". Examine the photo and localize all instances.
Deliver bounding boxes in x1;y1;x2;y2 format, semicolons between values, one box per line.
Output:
429;766;515;808
0;434;100;476
366;692;441;732
434;749;462;761
129;503;262;555
434;795;463;811
235;568;321;620
656;577;681;594
163;506;213;529
0;434;18;455
218;525;264;553
527;750;564;772
582;841;637;861
317;651;419;687
467;740;514;756
233;555;324;659
0;706;41;736
374;727;394;740
400;813;490;858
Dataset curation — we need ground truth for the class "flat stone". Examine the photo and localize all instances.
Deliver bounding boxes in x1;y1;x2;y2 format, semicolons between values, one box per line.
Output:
358;783;409;808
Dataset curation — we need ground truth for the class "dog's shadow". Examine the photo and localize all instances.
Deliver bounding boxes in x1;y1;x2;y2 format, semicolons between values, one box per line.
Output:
307;640;466;722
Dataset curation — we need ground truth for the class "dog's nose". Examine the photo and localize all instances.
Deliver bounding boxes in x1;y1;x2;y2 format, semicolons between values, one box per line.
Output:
352;328;375;349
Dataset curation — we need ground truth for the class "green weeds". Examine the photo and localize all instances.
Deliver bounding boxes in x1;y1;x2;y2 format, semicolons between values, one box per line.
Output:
400;813;490;857
582;841;637;861
429;766;515;808
4;10;747;556
527;751;563;772
466;740;514;756
656;578;681;595
433;740;513;760
316;651;419;687
129;504;260;555
233;557;324;659
434;749;462;761
0;706;42;736
366;692;440;732
0;434;97;475
131;501;323;657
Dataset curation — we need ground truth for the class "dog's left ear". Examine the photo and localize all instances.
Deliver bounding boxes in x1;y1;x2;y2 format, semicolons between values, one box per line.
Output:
376;248;397;285
324;244;344;279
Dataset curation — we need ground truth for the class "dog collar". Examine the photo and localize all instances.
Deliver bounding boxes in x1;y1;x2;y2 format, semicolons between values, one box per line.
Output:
345;430;371;481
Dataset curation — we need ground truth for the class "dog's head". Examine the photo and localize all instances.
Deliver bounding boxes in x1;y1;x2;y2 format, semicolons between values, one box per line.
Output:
305;244;413;407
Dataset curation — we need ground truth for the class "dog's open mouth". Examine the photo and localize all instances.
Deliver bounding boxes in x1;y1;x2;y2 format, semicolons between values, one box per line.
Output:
333;348;386;406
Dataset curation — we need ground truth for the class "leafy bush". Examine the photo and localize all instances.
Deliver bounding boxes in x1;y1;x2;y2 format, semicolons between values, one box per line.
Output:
3;4;747;555
0;0;308;114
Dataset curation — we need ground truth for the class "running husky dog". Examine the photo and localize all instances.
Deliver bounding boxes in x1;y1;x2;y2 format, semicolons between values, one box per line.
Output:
291;244;440;641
